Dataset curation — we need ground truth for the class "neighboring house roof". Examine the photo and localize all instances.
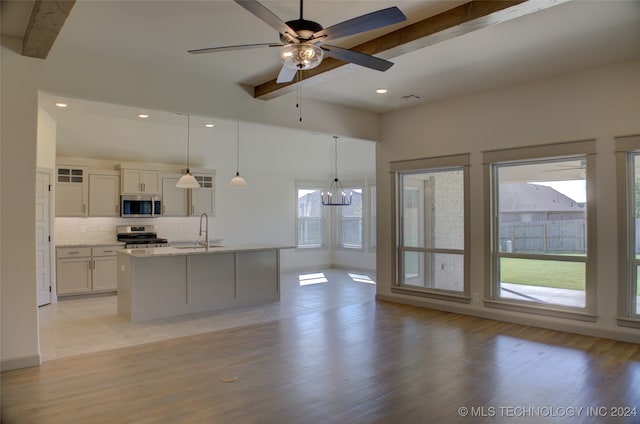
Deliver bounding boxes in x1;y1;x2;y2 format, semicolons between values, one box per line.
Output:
499;183;585;213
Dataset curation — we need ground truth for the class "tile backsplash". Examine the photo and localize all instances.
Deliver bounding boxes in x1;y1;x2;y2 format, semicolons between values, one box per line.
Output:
55;217;209;245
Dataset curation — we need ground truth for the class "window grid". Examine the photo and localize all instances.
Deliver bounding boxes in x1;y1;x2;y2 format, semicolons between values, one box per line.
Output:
336;188;363;249
393;163;470;302
487;151;597;320
296;187;325;249
628;153;640;318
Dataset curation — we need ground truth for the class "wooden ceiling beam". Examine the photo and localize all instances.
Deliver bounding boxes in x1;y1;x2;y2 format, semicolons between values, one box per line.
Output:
22;0;76;59
254;0;562;100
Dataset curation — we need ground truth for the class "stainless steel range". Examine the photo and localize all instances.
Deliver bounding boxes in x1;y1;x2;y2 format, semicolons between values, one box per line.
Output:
116;225;168;248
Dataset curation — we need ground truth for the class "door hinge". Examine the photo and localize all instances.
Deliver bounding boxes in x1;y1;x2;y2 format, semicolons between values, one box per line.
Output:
48;235;51;242
49;286;52;292
48;184;52;191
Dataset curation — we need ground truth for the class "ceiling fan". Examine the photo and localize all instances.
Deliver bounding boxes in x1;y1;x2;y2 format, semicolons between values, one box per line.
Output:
188;0;406;83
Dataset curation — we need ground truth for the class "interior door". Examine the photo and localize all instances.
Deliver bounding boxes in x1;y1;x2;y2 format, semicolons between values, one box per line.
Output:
36;170;53;306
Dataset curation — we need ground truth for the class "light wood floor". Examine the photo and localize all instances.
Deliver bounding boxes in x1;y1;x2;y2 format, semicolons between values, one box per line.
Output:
3;271;640;423
38;269;376;360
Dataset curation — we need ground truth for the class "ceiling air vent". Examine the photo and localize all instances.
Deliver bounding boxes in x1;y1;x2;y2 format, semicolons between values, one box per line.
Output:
400;94;422;101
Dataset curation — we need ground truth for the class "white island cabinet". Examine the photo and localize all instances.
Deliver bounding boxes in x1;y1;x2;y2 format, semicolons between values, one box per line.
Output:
117;245;291;322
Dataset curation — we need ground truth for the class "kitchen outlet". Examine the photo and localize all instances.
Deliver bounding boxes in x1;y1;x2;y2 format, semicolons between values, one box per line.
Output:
80;225;86;233
472;292;480;303
121;265;125;272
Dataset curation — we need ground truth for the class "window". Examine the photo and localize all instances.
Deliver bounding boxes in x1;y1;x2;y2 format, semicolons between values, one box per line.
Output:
615;135;640;328
484;140;596;320
628;153;640;318
336;187;363;249
370;185;377;251
391;154;470;302
297;187;324;248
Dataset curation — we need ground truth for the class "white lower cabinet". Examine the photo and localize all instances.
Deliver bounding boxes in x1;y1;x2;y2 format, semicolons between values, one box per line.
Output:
57;246;119;296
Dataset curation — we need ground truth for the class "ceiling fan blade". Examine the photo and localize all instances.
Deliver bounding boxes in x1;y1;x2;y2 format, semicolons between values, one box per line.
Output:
276;66;298;83
188;43;280;55
322;45;394;72
313;6;406;41
234;0;299;42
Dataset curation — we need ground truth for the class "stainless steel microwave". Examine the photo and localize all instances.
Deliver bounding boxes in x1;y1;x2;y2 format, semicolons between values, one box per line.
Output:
120;195;162;218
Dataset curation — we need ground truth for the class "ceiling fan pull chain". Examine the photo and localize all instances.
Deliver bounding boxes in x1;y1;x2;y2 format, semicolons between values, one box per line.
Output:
297;70;303;122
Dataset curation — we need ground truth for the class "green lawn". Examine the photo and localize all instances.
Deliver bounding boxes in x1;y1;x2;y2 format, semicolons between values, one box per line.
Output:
500;257;585;291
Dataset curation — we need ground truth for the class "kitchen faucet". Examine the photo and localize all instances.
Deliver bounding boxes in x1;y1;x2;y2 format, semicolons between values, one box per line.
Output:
199;212;209;251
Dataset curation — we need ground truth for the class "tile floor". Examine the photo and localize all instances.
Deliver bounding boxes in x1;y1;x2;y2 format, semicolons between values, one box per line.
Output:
38;268;376;361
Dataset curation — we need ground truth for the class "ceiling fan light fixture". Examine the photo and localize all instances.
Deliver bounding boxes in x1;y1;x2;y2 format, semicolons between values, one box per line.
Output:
280;44;323;70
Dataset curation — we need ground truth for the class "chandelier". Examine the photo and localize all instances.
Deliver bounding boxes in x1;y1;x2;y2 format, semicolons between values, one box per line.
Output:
322;136;352;206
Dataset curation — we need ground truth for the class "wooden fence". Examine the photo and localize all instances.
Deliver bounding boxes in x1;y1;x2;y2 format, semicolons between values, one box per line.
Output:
498;219;586;253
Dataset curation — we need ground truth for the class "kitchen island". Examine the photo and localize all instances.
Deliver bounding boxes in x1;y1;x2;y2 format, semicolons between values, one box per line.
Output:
117;244;292;322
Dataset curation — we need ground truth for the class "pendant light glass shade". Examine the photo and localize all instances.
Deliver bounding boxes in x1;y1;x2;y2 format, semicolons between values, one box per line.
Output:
229;122;248;189
322;136;351;206
229;173;248;188
176;173;200;188
176;113;201;189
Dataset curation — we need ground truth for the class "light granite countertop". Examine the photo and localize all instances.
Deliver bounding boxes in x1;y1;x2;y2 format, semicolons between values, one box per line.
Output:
118;244;294;258
56;242;126;248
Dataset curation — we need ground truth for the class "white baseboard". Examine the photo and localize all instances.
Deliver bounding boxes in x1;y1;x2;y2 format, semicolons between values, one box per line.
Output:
1;353;41;371
330;264;376;275
376;293;640;344
281;264;333;273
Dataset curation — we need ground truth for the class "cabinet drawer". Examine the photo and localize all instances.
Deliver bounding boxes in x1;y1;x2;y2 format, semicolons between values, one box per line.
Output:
57;247;91;258
92;246;120;257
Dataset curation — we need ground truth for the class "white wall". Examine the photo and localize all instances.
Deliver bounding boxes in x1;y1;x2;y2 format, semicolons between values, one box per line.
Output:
1;43;40;370
0;34;379;370
53;123;377;271
37;108;56;169
377;59;640;342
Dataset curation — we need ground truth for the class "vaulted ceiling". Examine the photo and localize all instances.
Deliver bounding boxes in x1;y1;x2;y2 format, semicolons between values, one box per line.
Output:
3;0;640;113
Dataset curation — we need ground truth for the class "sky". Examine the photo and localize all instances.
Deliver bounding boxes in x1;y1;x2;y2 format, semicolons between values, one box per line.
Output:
533;180;586;203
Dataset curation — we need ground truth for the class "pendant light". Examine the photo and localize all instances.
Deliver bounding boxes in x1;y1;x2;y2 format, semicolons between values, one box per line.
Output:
228;122;248;188
322;136;351;206
176;113;201;189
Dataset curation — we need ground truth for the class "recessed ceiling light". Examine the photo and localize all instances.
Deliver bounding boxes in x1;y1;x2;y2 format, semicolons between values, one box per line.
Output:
137;113;149;119
375;88;388;94
55;102;68;108
204;123;215;128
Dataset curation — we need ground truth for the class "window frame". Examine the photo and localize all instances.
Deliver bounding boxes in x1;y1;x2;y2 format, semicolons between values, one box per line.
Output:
483;139;597;321
334;183;365;250
295;182;328;250
390;153;471;303
615;135;640;328
369;185;377;253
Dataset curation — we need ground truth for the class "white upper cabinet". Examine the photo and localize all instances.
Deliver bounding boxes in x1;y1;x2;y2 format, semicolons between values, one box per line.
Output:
162;175;189;216
121;169;160;195
190;173;215;216
89;171;120;217
56;166;88;217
